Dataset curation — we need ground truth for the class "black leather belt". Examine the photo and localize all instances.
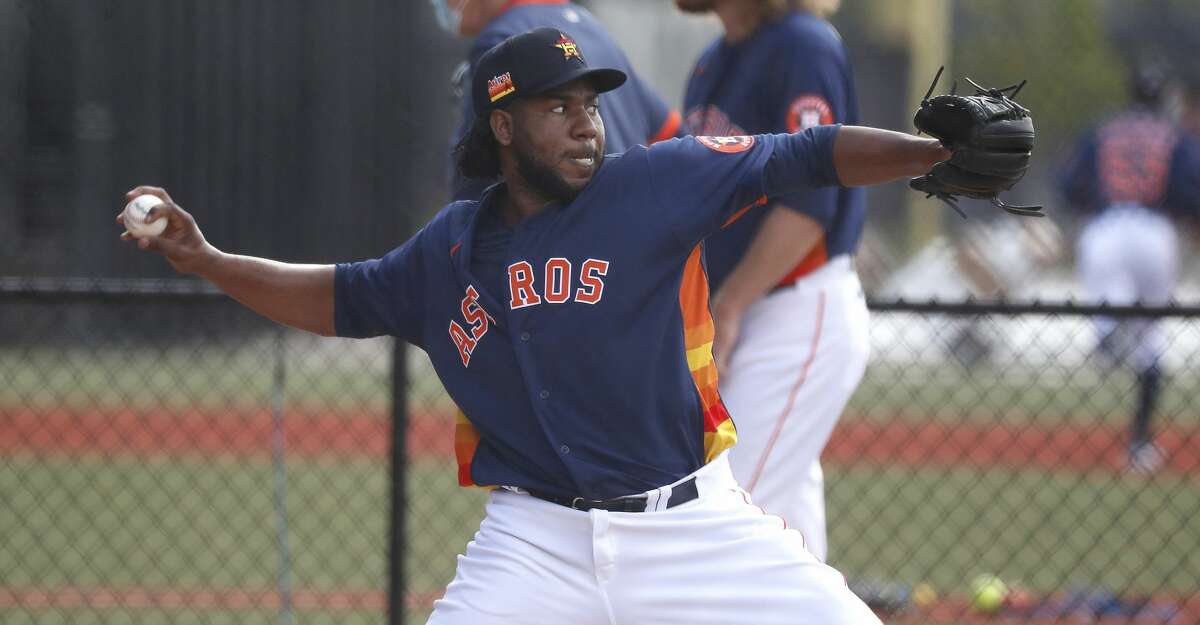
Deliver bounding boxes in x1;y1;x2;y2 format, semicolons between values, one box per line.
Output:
527;477;699;512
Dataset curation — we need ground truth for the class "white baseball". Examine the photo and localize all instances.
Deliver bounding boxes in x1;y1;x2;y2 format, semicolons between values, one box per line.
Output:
122;194;167;238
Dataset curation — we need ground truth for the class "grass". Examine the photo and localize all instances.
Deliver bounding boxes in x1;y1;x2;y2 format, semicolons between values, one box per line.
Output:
0;454;389;590
0;608;385;625
0;452;486;624
3;331;1197;624
0;337;453;416
5;448;1196;624
849;359;1200;427
5;340;1200;429
827;463;1200;597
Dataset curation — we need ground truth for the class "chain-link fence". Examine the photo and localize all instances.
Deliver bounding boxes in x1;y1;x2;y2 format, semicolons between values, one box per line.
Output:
4;2;1200;624
3;279;1198;625
836;300;1200;624
1;279;399;625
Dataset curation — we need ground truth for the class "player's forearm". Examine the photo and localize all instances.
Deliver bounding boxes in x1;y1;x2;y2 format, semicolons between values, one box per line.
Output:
714;208;823;312
199;252;337;336
833;126;950;187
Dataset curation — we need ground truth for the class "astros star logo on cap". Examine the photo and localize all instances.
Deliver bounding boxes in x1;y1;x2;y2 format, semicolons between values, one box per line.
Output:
554;33;583;61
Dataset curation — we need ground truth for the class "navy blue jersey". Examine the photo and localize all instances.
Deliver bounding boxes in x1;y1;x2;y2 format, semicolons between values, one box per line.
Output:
683;11;865;290
336;128;841;499
1059;110;1200;217
449;0;682;201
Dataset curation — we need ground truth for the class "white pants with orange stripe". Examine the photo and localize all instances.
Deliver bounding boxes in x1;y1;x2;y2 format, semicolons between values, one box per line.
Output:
721;256;870;562
427;453;880;625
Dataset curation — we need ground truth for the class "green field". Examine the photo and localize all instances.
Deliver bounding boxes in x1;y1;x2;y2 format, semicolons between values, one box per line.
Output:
3;334;1198;624
6;341;1200;428
828;465;1200;595
4;448;1197;623
0;452;485;624
0;608;386;625
0;340;398;413
849;360;1200;427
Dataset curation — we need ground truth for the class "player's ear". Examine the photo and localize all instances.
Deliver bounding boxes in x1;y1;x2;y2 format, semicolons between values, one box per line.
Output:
490;109;515;147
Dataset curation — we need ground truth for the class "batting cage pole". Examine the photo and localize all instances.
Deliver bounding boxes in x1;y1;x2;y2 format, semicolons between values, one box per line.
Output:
388;339;409;625
382;3;461;620
271;327;295;625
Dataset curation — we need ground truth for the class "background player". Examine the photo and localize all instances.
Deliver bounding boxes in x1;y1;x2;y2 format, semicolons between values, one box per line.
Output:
433;0;683;201
119;27;962;625
1059;62;1200;472
675;0;864;561
940;201;1064;367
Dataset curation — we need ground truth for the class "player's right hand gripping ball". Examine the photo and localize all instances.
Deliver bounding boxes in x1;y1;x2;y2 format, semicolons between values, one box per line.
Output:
910;67;1042;217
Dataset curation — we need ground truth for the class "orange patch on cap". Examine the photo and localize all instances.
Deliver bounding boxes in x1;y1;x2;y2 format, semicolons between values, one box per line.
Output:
488;72;516;103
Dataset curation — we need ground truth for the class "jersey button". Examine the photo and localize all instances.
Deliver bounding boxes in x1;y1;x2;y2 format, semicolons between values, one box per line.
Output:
520;332;531;342
539;390;550;400
559;445;570;455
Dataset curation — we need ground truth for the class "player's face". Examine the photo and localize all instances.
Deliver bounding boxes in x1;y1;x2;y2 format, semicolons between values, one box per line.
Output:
510;81;606;202
675;0;717;13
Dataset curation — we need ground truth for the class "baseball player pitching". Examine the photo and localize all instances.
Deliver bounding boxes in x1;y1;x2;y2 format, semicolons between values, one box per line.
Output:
1059;63;1200;472
676;0;867;562
118;27;1033;625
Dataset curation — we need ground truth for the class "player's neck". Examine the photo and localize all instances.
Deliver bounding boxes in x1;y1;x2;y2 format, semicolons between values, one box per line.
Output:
497;179;555;226
717;4;768;42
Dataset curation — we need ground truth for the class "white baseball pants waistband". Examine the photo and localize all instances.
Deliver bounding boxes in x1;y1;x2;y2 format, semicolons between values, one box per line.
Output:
508;451;738;513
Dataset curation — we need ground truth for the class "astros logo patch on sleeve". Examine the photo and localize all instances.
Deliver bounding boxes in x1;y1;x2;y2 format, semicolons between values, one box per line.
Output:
697;135;755;153
786;95;834;133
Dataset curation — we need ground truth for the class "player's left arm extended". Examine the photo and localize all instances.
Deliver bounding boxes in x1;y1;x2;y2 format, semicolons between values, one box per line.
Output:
832;126;950;186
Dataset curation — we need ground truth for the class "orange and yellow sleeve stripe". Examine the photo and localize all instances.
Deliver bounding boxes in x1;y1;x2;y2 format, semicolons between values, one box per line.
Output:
679;245;738;462
454;409;482;487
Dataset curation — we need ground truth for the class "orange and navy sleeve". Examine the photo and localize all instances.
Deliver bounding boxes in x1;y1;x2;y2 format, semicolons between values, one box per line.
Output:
645;127;840;248
333;225;431;347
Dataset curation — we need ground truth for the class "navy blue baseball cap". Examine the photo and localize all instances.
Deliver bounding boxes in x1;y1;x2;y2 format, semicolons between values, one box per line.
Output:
472;27;627;116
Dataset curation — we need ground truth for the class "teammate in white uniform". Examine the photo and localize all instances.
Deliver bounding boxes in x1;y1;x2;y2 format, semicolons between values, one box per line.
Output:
1060;64;1200;472
678;0;865;561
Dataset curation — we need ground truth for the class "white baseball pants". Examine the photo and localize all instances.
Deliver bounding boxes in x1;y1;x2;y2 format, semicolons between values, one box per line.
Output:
1077;204;1178;370
720;256;871;562
427;453;880;625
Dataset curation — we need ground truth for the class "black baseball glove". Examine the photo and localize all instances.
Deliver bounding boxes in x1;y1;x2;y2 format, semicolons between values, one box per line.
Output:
910;67;1042;217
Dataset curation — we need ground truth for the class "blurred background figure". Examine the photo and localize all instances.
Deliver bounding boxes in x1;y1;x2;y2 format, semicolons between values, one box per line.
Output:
675;0;864;562
434;0;683;202
940;205;1065;367
1058;61;1200;473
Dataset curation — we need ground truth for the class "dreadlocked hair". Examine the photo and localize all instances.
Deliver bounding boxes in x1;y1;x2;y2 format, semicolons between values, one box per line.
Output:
455;114;502;180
